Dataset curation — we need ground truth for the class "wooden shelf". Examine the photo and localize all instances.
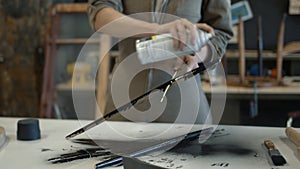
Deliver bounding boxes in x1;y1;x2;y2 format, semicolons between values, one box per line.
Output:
53;3;88;13
226;49;300;59
56;83;95;91
202;76;300;95
55;38;100;44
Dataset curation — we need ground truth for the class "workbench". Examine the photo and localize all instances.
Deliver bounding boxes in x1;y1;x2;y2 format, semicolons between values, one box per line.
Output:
0;117;299;169
202;76;300;96
201;79;300;125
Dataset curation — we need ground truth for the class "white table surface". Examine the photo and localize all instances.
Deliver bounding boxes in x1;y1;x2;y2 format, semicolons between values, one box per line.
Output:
0;117;299;169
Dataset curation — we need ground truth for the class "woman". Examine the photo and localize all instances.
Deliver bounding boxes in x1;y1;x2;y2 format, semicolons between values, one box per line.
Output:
87;0;233;124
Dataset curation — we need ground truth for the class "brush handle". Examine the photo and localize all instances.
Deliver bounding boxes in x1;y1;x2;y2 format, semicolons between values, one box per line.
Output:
264;140;276;150
286;127;300;147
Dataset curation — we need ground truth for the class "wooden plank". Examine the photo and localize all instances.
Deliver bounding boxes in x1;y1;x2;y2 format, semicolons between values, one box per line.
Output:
55;38;99;44
283;42;300;54
226;50;300;59
54;3;88;13
226;50;275;58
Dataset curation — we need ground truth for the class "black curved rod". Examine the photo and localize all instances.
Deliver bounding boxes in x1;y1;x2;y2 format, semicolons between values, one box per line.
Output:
66;62;210;139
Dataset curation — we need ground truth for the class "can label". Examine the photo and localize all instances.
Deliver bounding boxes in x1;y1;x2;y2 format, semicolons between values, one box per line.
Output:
136;29;212;65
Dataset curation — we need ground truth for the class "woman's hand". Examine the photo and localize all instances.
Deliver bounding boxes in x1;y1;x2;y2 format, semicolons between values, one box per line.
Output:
157;20;215;51
174;55;198;73
195;23;215;35
173;23;214;73
157;19;197;50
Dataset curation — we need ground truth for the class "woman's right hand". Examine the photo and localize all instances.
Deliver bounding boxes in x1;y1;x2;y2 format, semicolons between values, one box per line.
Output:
157;18;198;51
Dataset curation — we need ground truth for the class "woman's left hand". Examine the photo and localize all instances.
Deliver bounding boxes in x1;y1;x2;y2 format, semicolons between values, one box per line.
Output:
174;55;199;73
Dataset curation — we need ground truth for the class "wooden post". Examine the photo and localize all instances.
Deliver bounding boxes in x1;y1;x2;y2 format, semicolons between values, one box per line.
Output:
238;16;245;83
276;14;286;83
96;35;111;118
257;16;264;77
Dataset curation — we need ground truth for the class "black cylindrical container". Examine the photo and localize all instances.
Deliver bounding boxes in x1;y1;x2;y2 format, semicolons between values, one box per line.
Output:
17;119;41;141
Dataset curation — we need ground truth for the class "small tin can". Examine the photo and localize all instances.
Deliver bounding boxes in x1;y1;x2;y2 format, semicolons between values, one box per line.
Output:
136;29;213;65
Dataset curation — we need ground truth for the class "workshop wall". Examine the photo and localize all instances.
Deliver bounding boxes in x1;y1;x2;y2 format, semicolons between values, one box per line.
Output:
231;0;300;50
0;0;48;117
0;0;298;119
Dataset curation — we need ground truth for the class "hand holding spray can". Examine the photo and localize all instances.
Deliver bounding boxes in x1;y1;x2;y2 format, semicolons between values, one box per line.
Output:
136;29;213;65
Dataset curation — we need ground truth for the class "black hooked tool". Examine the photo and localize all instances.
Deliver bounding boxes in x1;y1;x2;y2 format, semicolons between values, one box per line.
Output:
66;62;212;139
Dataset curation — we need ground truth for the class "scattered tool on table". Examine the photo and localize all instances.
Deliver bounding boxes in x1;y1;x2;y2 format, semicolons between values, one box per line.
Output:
264;140;287;166
48;147;114;163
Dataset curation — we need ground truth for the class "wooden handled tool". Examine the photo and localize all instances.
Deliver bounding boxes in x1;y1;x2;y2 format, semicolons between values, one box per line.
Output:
286;127;300;146
286;127;300;158
264;140;287;166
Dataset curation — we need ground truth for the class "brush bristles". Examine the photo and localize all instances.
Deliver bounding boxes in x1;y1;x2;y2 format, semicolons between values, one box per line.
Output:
271;155;287;166
268;150;286;166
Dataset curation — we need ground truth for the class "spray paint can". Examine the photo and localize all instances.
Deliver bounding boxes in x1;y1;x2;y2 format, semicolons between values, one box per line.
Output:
136;29;213;65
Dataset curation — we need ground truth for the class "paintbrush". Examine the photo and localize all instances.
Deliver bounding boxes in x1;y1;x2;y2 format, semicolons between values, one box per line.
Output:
65;62;213;139
48;148;112;163
264;140;287;166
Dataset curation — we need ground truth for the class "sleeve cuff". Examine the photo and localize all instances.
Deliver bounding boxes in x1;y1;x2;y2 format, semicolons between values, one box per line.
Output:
87;0;123;31
201;41;221;69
